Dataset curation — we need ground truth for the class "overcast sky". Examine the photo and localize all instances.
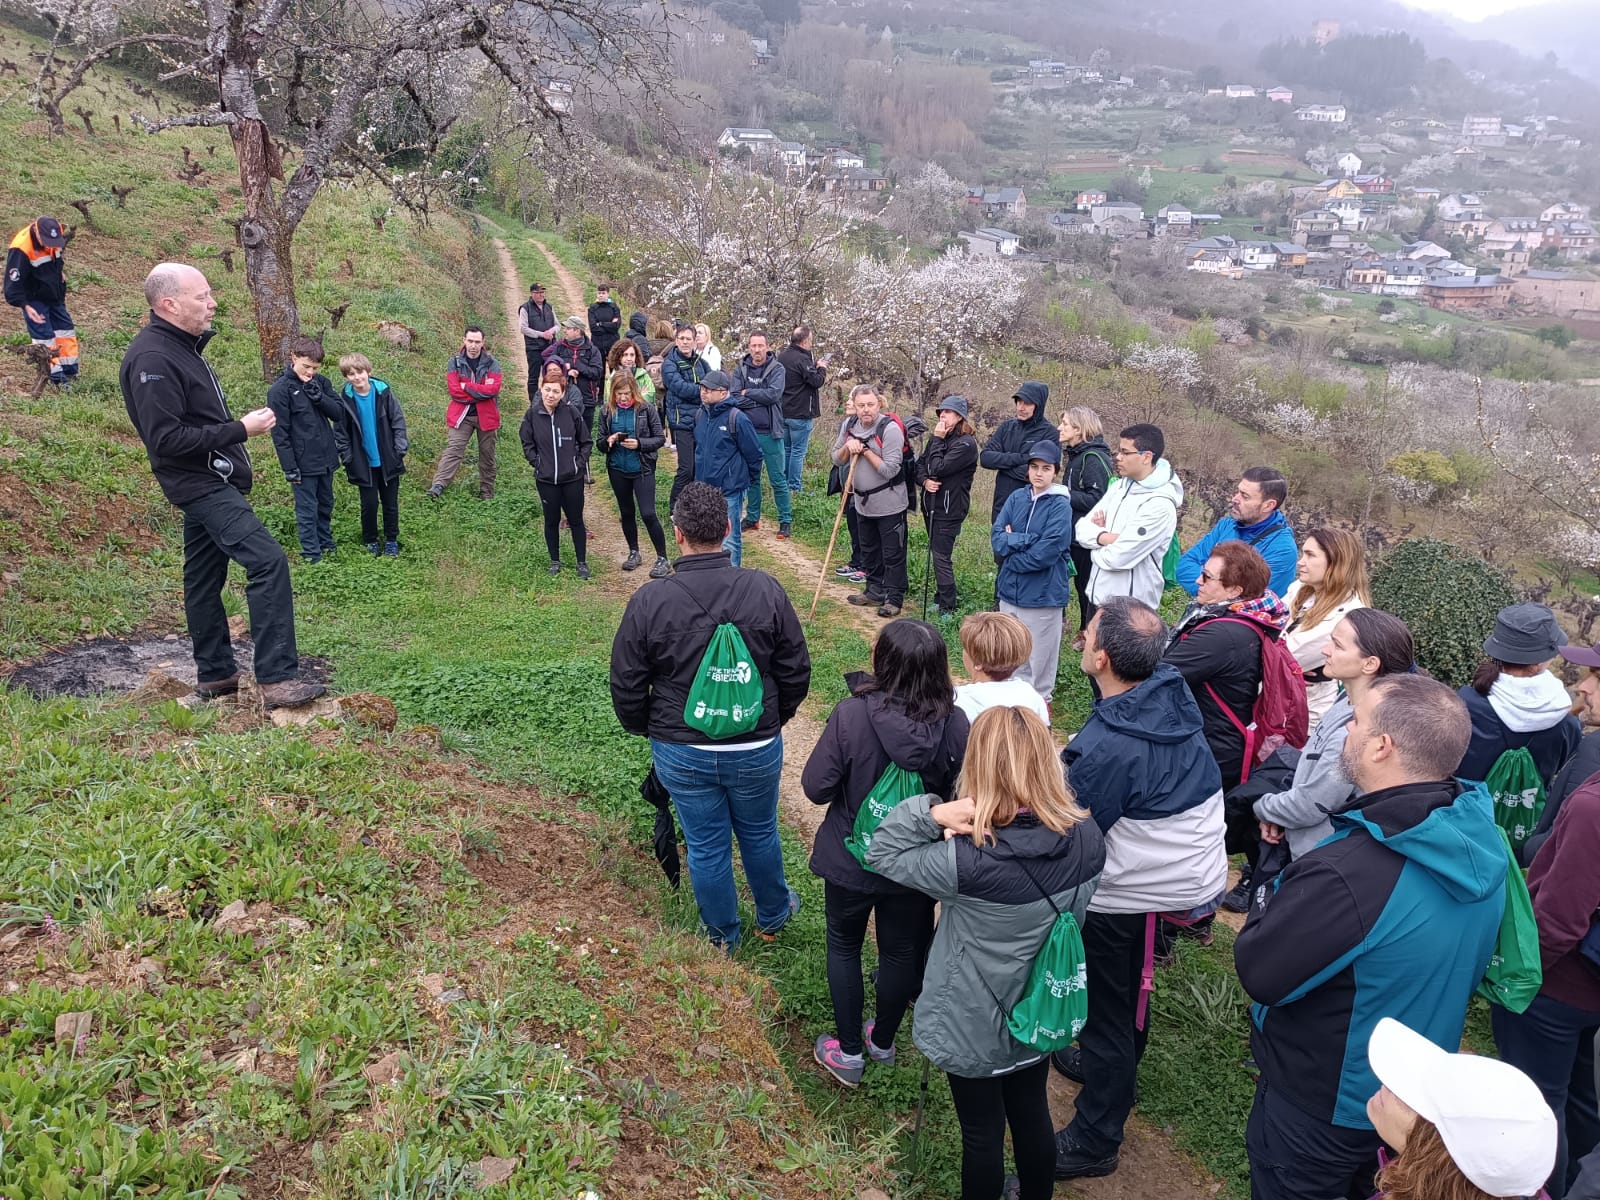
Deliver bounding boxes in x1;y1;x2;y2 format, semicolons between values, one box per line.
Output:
1392;0;1528;20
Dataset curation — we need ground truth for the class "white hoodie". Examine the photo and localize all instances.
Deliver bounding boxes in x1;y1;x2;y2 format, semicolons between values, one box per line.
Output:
1074;458;1184;608
1487;670;1573;733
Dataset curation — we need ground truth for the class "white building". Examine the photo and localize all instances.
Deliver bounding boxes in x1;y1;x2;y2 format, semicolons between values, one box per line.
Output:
1296;105;1348;124
1225;84;1257;99
1336;151;1363;177
958;227;1021;256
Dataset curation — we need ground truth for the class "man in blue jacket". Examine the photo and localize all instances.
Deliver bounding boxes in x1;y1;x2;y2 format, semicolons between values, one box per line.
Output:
1234;673;1507;1200
662;324;709;510
1176;467;1298;598
693;370;762;567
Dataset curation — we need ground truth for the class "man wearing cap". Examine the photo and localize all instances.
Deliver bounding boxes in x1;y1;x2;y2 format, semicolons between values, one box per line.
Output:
517;283;557;374
428;326;503;500
6;216;78;387
980;381;1057;521
1368;1017;1557;1199
542;316;605;479
916;395;979;616
991;439;1076;703
588;284;623;361
1235;673;1507;1200
692;369;762;567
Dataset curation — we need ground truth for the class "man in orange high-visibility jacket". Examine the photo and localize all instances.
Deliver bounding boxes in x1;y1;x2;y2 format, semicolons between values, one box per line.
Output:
5;216;78;386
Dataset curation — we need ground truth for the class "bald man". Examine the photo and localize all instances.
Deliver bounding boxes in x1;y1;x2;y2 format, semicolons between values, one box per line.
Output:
119;263;324;708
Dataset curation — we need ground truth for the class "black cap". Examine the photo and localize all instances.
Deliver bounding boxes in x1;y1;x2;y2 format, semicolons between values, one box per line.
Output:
529;282;545;292
700;369;733;390
33;217;65;248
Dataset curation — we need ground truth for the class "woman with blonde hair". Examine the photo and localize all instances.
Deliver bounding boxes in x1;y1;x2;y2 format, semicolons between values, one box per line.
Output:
693;322;722;371
1283;527;1371;730
1058;405;1113;644
869;705;1105;1200
596;369;669;576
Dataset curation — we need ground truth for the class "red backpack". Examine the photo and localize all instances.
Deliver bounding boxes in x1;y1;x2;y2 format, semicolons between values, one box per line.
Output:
1187;616;1310;782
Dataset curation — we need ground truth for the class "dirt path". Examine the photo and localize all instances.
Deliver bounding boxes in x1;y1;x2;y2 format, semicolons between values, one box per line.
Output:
529;238;588;323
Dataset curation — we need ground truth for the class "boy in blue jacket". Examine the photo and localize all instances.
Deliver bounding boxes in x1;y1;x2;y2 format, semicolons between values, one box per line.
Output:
992;439;1077;705
692;370;762;567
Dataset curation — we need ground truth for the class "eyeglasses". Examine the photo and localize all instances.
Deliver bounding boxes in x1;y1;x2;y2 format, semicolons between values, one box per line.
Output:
1112;448;1149;458
1199;569;1220;583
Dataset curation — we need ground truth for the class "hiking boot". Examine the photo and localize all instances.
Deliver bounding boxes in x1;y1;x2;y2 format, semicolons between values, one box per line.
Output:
877;603;902;618
194;672;240;700
863;1020;896;1066
576;563;592;580
777;522;792;539
425;486;443;499
1221;868;1254;913
814;1035;865;1087
383;541;400;557
365;541;381;556
548;561;561;576
260;678;327;709
1051;1045;1085;1083
741;519;759;532
847;591;884;607
621;550;642;571
757;889;801;940
1054;1131;1120;1181
649;557;671;579
834;564;856;577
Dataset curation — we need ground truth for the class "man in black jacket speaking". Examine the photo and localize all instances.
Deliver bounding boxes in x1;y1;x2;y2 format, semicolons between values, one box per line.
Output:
120;262;324;709
610;481;812;951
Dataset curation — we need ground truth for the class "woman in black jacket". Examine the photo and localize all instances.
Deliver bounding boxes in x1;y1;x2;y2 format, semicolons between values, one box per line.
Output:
597;369;670;578
1059;406;1112;645
802;619;970;1087
917;396;980;617
520;377;593;578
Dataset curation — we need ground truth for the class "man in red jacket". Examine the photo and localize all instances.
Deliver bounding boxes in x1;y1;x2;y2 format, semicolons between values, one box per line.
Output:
427;326;503;500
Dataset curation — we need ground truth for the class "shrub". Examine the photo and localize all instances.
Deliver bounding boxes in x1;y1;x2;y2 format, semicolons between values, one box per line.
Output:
1371;538;1516;688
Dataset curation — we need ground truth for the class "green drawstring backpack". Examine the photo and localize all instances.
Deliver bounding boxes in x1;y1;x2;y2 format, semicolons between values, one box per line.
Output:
979;858;1090;1052
1485;746;1545;853
845;762;925;869
1475;826;1543;1014
675;579;764;740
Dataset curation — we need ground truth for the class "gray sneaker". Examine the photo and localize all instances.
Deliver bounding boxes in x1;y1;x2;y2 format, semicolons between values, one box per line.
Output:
863;1020;896;1066
576;563;592;580
621;550;642;571
648;557;671;579
814;1034;865;1087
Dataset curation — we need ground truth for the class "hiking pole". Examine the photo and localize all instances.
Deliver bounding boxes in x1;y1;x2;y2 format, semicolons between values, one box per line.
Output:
910;1056;933;1171
808;457;858;619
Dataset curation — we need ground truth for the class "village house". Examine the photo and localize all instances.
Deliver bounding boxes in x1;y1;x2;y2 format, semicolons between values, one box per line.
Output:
1266;86;1294;103
1461;114;1504;145
1074;189;1108;212
1318;179;1367;201
1029;59;1069;77
1543;220;1597;261
1274;243;1308;271
959;227;1021;256
1226;84;1257;98
1326;197;1367;231
1351;175;1394;195
1049;211;1095;236
1156;204;1193;233
1089;199;1144;226
823;147;866;170
820;167;888;194
1095;214;1147;240
1303;255;1349;288
1347;261;1387;291
1241;241;1280;270
776;141;808;172
1188;251;1245;278
1292;210;1342;246
1404;186;1442;202
1424;274;1510;312
1480;218;1543;274
1511;270;1600;320
1540;201;1590;223
717;127;779;155
970;186;1027;220
1296;104;1347;123
1438;193;1486;221
1426;259;1478;279
1381;259;1428;297
1336;151;1363;177
1401;239;1452;262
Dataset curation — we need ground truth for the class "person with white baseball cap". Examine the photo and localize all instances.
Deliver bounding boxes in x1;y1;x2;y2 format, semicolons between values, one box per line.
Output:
1367;1016;1557;1200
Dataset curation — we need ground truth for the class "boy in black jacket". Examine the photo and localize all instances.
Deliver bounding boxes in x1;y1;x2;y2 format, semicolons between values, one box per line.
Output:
267;336;346;562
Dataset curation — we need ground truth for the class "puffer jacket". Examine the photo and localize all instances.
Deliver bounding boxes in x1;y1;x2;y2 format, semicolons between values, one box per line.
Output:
980;381;1056;519
992;483;1076;609
867;794;1104;1079
333;378;409;487
1075;458;1184;608
693;396;762;495
916;429;979;523
1254;694;1357;858
661;346;708;431
803;680;970;897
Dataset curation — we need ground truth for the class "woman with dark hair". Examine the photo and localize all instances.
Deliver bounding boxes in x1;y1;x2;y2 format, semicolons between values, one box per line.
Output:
802;619;970;1088
1456;603;1581;794
917;395;980;617
597;369;670;577
604;338;656;410
1164;539;1290;792
1282;527;1371;731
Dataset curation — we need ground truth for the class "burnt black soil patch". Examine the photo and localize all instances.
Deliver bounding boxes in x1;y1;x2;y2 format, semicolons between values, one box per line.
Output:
6;635;330;698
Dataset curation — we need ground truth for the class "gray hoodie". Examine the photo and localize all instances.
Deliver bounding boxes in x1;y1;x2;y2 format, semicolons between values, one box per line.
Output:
1254;693;1358;858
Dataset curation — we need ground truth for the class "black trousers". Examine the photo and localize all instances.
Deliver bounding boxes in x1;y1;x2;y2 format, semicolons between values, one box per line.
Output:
536;478;586;563
1063;910;1150;1156
857;508;908;605
844;502;863;570
823;881;934;1057
609;468;667;557
668;426;696;511
947;1059;1058;1200
1069;540;1096;632
926;514;963;611
1246;1079;1379;1200
181;486;299;685
358;475;401;544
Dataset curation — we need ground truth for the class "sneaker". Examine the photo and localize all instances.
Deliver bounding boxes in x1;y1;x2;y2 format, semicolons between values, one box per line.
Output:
777;522;792;539
741;520;759;532
1051;1045;1085;1083
814;1035;865;1088
876;603;902;618
846;569;867;583
576;563;591;580
383;541;400;557
260;678;327;709
862;1020;896;1066
194;672;241;700
365;541;381;555
622;550;642;571
1002;1176;1021;1200
548;561;561;576
649;557;671;579
834;564;855;578
757;889;801;941
1054;1131;1120;1181
1221;868;1254;914
846;592;884;607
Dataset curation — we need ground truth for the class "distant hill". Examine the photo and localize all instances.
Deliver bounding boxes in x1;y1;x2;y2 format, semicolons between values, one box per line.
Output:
1462;1;1600;81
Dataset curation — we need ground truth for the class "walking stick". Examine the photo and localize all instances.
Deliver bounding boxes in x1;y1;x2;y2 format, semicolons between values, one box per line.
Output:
910;1055;933;1170
808;457;858;619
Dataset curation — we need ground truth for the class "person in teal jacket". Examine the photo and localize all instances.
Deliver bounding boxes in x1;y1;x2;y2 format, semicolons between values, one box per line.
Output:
992;439;1077;706
1177;467;1298;598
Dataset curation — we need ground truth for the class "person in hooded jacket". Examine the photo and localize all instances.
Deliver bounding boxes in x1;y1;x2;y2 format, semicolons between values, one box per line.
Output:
693;369;763;568
981;381;1058;521
661;325;709;509
597;369;670;578
917;395;979;617
520;376;593;578
334;352;409;557
626;310;654;364
1075;423;1183;610
802;619;970;1088
869;704;1104;1200
1058;406;1113;643
1523;641;1600;865
992;439;1077;706
1455;604;1582;798
266;336;346;562
1176;468;1299;600
1051;597;1227;1182
1234;673;1506;1200
587;284;622;360
1164;540;1289;793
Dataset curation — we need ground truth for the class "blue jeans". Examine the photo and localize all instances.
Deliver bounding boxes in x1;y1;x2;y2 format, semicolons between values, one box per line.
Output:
649;735;792;948
745;432;792;525
784;418;814;495
1493;992;1600;1198
290;471;335;557
722;491;743;567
